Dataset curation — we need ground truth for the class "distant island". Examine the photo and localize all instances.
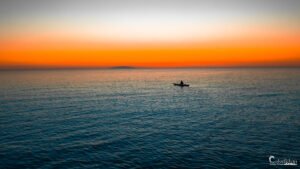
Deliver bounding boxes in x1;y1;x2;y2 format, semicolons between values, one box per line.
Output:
110;66;136;69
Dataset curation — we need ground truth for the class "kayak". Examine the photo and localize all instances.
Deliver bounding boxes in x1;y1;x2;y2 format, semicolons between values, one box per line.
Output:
173;83;190;87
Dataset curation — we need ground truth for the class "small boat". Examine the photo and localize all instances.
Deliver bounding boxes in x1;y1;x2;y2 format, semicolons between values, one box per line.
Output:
173;83;190;87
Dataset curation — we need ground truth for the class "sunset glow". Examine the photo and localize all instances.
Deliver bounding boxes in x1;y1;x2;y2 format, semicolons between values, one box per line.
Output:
1;0;300;69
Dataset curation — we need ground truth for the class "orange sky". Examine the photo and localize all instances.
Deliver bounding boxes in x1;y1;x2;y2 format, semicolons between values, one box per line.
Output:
1;28;299;68
1;0;300;69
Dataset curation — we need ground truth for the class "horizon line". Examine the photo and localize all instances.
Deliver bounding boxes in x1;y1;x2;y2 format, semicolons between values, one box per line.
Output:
1;65;300;71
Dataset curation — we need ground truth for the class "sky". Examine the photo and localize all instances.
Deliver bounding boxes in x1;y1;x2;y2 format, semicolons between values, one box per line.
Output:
0;0;300;68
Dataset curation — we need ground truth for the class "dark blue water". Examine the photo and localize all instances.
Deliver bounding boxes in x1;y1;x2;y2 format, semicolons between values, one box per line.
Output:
1;68;300;168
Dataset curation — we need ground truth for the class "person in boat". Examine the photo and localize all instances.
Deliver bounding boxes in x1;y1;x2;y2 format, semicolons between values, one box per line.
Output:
180;80;184;85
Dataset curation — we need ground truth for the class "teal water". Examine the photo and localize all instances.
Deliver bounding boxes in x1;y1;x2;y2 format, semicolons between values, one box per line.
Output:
0;68;300;168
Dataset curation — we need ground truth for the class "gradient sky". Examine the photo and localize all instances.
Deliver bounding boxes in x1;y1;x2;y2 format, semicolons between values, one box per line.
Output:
0;0;300;68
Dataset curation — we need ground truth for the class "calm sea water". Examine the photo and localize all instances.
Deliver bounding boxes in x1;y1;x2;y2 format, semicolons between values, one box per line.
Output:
0;68;300;169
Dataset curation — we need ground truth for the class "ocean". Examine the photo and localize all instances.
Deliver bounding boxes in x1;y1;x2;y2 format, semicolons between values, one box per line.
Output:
0;68;299;168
